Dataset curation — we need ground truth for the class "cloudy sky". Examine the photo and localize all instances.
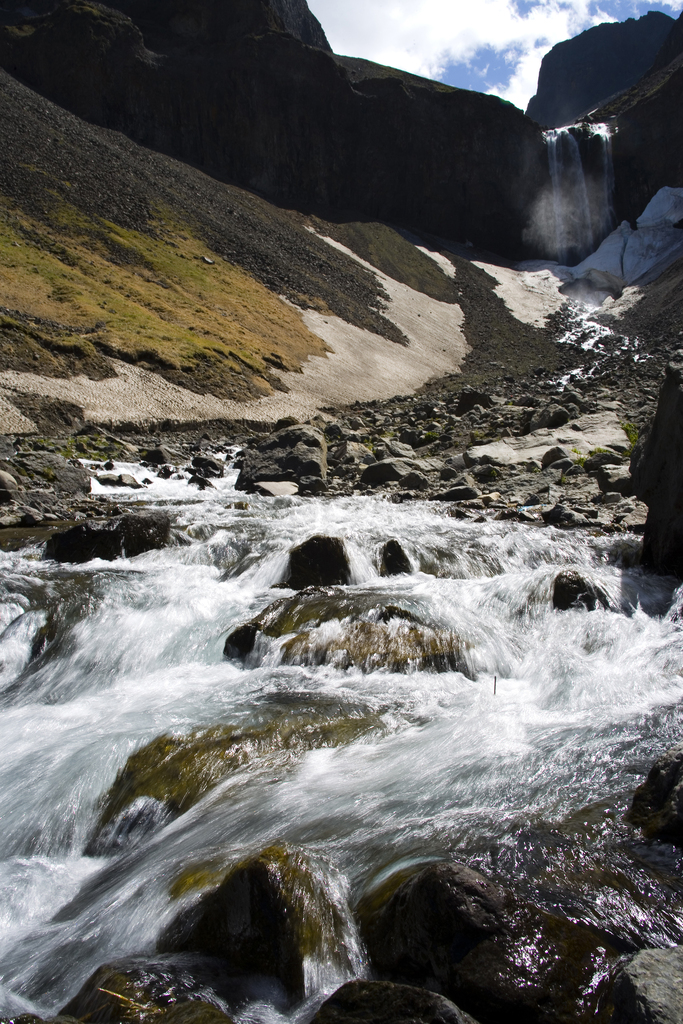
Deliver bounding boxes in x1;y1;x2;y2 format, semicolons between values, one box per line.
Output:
307;0;683;111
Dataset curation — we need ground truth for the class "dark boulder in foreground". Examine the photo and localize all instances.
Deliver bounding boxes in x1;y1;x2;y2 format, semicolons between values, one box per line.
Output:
380;540;411;576
311;980;478;1024
612;945;683;1024
628;741;683;841
159;845;350;1000
552;570;609;611
60;959;236;1024
360;861;615;1024
284;535;350;589
45;512;171;562
632;354;683;576
236;426;327;493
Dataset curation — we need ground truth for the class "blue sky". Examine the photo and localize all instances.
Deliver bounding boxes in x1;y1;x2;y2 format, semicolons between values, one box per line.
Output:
307;0;683;110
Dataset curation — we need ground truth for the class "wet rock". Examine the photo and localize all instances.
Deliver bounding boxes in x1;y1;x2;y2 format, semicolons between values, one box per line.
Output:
98;473;144;489
85;796;172;856
11;452;90;495
0;469;18;503
612;945;683;1024
360;861;615;1024
44;512;171;563
159;846;350;999
191;457;223;479
552;570;609;610
628;742;683;841
284;535;350;589
0;1016;78;1024
60;959;236;1024
311;980;477;1024
236;426;326;493
188;475;215;490
224;623;260;659
281;620;469;675
157;465;174;479
597;464;634;496
88;706;380;842
380;540;412;576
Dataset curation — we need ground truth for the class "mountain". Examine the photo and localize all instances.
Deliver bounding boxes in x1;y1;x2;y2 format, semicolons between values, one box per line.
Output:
0;0;548;260
595;10;683;229
526;11;673;127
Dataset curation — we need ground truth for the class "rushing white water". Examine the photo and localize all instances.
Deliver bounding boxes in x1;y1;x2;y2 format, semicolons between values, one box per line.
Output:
545;124;616;265
1;458;683;1022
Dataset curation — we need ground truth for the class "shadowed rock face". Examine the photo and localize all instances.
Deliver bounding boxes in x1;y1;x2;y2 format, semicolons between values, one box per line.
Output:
631;354;683;577
0;0;549;258
526;12;673;128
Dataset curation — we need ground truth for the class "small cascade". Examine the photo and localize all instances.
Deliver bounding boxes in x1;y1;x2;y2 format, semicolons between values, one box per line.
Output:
544;123;616;266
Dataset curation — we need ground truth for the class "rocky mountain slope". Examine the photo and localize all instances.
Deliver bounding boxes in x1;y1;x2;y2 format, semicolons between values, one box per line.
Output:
526;11;673;127
0;0;548;259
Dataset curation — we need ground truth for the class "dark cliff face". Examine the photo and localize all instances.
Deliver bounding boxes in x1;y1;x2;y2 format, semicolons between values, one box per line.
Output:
0;0;548;259
526;11;673;127
594;14;683;228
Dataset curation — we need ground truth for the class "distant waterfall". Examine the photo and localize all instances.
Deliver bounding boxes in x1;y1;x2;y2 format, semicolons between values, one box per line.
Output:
545;123;616;266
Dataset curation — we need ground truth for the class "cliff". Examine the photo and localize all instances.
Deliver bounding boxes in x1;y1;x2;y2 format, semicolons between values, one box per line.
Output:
0;0;548;259
526;12;673;128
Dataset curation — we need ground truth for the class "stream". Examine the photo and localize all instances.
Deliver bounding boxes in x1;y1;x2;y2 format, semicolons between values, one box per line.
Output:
1;454;683;1022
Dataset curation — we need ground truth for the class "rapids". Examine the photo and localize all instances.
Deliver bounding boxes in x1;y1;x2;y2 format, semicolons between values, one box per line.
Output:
1;454;683;1021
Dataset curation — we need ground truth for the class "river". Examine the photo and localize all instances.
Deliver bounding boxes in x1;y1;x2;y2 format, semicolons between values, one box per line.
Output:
1;452;683;1022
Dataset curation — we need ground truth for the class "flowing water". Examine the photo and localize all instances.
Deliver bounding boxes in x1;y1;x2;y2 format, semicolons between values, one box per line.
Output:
2;455;683;1022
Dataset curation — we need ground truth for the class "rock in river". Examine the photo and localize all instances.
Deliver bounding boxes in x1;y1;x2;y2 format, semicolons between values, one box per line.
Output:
45;512;171;563
552;570;609;611
359;861;615;1024
628;741;683;841
380;539;412;576
284;535;350;589
612;945;683;1024
311;980;478;1024
159;846;351;1000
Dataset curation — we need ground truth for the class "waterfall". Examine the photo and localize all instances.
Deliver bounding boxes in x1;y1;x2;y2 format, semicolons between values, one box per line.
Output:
545;123;616;266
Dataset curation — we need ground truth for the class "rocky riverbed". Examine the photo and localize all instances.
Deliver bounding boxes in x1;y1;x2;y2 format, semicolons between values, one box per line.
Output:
2;340;683;1024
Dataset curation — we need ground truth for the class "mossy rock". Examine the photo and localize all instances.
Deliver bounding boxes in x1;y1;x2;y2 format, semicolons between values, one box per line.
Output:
60;961;235;1024
311;980;478;1024
159;846;351;1000
87;704;382;851
360;861;616;1024
281;621;470;675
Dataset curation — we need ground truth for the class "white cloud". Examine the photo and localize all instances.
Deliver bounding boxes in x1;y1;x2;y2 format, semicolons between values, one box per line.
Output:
307;0;683;111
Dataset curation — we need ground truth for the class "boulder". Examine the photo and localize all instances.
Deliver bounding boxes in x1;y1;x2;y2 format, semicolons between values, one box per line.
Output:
11;452;90;495
456;390;493;416
360;861;615;1024
44;512;171;562
60;959;236;1024
331;441;376;465
612;945;683;1024
398;429;425;449
432;486;481;502
191;456;223;479
311;980;477;1024
188;475;215;490
401;471;429;491
255;480;298;496
361;459;413;484
142;447;172;465
631;354;683;575
530;405;570;432
541;445;571;468
552;570;609;610
236;426;326;493
380;540;412;576
542;505;590;528
98;473;144;488
596;464;633;495
628;742;683;841
158;846;350;999
284;535;350;589
0;468;18;503
546;458;574;473
298;475;327;496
